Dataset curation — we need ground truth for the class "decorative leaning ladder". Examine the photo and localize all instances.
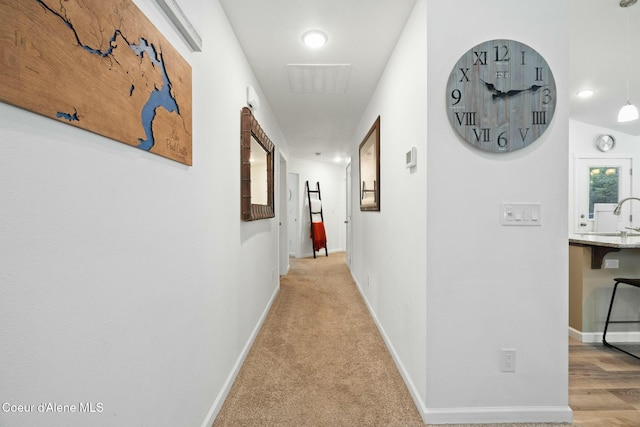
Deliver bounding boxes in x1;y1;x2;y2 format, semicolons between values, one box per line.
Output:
305;181;328;258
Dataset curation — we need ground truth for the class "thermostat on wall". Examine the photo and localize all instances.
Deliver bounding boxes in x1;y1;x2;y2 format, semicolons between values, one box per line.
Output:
246;85;260;111
405;147;417;168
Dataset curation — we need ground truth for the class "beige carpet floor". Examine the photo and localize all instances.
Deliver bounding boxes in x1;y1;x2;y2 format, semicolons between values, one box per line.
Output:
212;252;424;427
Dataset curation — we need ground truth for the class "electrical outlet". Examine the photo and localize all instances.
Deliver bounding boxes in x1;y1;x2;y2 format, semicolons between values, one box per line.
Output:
604;259;619;269
501;349;516;372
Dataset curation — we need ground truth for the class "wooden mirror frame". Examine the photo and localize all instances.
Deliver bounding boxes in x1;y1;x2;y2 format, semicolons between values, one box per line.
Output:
241;107;275;221
359;116;380;211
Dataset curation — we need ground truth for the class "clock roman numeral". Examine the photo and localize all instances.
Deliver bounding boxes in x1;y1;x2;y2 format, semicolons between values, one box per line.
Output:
519;128;530;141
455;112;476;126
535;67;544;81
473;128;491;142
473;50;487;65
459;67;470;82
532;111;547;125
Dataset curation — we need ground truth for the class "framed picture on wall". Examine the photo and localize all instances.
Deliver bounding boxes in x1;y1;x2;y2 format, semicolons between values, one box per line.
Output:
359;116;380;211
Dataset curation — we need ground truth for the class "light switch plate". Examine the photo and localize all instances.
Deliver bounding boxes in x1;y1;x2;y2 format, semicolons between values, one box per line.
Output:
405;147;417;168
501;203;542;226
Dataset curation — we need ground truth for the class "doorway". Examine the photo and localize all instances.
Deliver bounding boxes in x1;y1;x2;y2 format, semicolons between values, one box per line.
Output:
345;162;352;267
287;172;300;257
279;153;289;275
574;157;634;233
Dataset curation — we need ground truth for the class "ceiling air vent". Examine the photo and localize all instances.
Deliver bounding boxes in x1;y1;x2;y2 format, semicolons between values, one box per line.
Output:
286;64;351;94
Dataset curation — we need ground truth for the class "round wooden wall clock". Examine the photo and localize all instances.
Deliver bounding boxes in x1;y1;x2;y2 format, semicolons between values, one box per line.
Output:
446;39;556;153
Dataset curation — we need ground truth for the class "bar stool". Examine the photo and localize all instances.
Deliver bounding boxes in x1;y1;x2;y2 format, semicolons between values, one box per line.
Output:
602;278;640;360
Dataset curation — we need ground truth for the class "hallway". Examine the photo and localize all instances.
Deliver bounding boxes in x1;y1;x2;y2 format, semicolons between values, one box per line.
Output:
213;253;423;426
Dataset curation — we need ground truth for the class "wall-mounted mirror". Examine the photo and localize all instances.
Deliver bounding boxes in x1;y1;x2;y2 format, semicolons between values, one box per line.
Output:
359;116;380;211
241;107;275;221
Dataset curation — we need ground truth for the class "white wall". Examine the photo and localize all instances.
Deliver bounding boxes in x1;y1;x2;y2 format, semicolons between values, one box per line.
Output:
0;1;287;426
570;120;640;154
288;158;346;258
425;0;570;424
349;0;428;416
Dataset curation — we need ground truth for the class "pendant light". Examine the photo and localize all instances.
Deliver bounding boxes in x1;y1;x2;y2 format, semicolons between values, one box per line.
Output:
618;0;639;122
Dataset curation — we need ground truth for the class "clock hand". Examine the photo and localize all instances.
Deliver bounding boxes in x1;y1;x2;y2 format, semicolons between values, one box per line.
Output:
505;89;526;97
498;84;549;99
479;78;497;92
480;79;507;97
527;84;547;92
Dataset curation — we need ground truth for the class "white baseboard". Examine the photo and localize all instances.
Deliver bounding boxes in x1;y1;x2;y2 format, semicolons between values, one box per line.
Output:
199;285;280;427
350;271;429;422
568;326;583;342
352;268;573;425
423;406;573;425
569;326;640;344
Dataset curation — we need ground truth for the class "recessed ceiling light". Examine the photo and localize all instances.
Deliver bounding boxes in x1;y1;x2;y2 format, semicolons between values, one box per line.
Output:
302;30;328;49
576;89;594;99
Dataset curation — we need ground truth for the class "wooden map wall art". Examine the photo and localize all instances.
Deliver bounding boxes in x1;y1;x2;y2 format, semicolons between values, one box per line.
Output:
0;0;193;165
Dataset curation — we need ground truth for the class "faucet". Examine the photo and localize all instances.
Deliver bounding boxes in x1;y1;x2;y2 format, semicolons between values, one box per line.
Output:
613;197;640;215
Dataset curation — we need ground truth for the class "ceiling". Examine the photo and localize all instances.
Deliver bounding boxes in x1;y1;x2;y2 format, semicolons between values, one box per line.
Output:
218;0;417;162
219;0;640;163
571;0;640;136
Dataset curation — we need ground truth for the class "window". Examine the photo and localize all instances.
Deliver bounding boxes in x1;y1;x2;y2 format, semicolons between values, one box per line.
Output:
575;158;632;233
588;167;619;219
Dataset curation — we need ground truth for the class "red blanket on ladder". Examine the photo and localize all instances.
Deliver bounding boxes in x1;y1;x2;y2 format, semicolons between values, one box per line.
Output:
311;222;326;251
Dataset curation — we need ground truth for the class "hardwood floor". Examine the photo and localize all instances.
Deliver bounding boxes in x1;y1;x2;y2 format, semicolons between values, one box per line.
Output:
570;337;640;426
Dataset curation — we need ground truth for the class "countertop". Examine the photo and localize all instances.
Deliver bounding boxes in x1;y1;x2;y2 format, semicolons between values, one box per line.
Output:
569;232;640;249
